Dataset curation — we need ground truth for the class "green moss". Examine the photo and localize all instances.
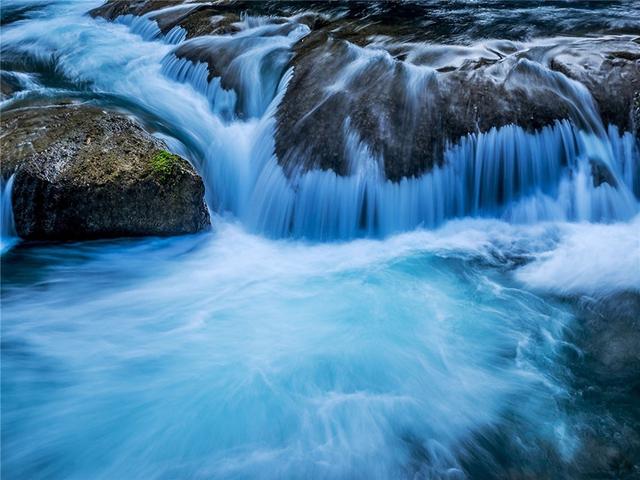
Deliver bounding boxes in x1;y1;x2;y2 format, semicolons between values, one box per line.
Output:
151;150;181;180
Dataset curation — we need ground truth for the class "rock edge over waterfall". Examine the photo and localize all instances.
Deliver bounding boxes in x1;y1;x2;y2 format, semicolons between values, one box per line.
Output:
1;104;210;240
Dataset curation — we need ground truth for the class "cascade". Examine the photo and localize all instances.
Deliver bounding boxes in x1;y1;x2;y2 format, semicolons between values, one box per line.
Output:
2;3;640;479
240;121;639;239
114;14;186;44
1;175;17;253
146;16;640;239
2;5;639;241
157;34;640;238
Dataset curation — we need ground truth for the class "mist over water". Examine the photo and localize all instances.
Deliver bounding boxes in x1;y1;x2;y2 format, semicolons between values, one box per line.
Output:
1;1;640;479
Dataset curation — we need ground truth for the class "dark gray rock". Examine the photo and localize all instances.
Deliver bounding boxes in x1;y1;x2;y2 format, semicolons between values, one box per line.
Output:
89;1;640;46
88;0;177;21
276;35;640;181
90;1;243;39
1;104;210;240
90;1;640;181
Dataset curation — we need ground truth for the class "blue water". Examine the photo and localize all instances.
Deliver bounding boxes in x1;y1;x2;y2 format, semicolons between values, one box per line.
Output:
0;221;605;478
2;0;638;241
1;1;640;478
3;217;639;478
1;175;17;254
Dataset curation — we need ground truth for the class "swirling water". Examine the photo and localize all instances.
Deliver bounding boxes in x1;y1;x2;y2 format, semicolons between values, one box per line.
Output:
1;1;640;479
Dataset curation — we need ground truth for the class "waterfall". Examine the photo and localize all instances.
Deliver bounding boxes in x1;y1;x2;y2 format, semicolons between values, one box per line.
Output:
238;121;639;239
160;41;639;239
161;20;310;121
3;5;639;241
1;175;18;253
151;19;639;240
113;14;186;45
3;4;640;479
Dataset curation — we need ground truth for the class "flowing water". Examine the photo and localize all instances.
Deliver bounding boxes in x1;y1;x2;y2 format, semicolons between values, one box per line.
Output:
1;1;640;479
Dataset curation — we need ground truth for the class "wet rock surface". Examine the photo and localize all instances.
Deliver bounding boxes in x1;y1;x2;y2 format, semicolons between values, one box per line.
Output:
89;1;640;45
0;104;210;240
91;0;640;181
276;35;640;180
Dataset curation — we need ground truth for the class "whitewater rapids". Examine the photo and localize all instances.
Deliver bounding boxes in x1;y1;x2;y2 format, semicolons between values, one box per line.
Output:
2;217;638;479
1;1;639;479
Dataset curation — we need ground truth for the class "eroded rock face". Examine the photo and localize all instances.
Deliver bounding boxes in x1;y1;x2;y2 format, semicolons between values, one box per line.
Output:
89;0;178;21
0;104;210;240
91;0;640;181
276;35;640;180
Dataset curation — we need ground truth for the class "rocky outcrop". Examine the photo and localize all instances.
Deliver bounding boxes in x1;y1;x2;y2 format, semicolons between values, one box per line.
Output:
0;104;210;240
90;1;243;39
88;0;178;21
89;1;640;45
90;0;640;180
275;35;640;180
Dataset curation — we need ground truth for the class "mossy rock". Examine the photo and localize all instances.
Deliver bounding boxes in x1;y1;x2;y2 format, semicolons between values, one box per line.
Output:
0;104;210;240
151;150;182;180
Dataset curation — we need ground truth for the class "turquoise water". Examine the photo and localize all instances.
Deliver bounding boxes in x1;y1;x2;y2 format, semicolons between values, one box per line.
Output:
1;1;640;478
3;218;639;478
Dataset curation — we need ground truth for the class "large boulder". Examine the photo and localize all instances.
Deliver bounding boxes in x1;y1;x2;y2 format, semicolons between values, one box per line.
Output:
1;104;210;240
275;34;640;180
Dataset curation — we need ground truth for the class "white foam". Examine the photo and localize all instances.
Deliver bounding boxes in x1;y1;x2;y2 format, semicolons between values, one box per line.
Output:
516;215;640;296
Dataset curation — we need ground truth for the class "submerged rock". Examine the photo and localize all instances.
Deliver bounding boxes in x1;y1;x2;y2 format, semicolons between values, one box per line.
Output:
573;293;640;385
0;104;210;240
